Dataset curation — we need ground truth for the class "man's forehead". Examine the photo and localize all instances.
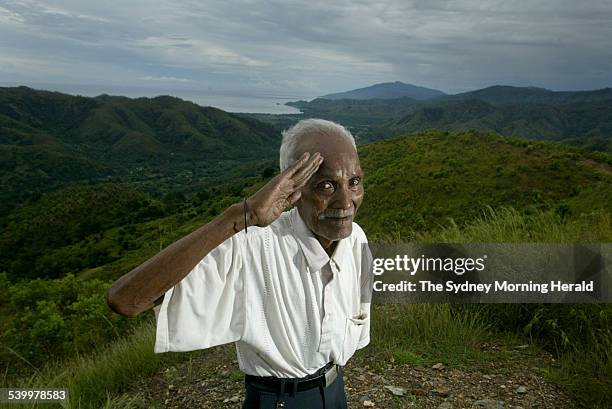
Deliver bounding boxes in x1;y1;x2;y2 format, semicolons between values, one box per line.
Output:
315;152;362;177
295;131;358;158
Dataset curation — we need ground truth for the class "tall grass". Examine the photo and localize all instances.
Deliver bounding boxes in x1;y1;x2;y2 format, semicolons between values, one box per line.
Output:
416;206;612;243
370;304;493;368
0;319;183;409
416;207;612;408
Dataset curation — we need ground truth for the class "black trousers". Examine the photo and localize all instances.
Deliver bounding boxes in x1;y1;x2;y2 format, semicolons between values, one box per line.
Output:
242;367;348;409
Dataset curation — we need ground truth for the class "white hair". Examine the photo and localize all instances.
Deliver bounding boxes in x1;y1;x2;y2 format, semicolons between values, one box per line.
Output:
279;119;356;171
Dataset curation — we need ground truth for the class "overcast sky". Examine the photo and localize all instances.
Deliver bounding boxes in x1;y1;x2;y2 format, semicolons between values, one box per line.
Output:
1;0;611;97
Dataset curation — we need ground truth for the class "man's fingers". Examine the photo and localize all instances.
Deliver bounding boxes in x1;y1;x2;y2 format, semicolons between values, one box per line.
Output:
285;152;311;176
292;166;319;190
292;154;323;186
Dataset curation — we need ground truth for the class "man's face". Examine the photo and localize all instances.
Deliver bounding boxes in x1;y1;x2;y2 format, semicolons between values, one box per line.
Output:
295;132;364;248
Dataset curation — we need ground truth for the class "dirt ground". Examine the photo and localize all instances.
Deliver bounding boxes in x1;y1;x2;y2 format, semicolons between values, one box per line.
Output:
117;342;578;409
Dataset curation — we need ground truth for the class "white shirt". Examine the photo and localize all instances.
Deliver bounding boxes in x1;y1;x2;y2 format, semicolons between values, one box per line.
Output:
153;207;373;378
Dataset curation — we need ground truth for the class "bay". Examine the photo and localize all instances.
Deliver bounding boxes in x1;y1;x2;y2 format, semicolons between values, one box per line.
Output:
2;82;311;114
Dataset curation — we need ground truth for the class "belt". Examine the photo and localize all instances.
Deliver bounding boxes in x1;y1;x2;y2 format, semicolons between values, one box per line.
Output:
245;363;340;394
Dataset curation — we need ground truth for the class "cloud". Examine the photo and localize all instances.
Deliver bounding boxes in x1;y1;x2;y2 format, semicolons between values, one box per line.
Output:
0;5;25;24
135;36;269;67
0;0;610;95
139;75;194;82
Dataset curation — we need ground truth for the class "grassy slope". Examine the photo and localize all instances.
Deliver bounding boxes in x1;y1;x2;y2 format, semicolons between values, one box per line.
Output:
356;130;612;239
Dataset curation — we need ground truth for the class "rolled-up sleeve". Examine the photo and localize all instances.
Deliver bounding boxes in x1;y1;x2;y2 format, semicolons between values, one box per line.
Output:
153;234;245;353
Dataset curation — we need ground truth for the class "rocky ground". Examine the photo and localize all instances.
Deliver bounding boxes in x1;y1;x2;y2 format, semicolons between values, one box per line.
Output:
115;342;578;409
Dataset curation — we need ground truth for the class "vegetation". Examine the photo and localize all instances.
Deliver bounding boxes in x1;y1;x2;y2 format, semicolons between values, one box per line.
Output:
287;97;417;128
356;130;612;239
420;208;612;408
390;98;612;151
0;86;280;216
0;319;194;409
3;208;609;408
0;273;141;375
272;85;612;151
0;184;166;281
1;86;611;407
444;85;612;105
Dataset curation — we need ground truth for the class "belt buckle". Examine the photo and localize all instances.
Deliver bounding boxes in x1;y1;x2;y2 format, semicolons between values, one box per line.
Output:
324;365;338;387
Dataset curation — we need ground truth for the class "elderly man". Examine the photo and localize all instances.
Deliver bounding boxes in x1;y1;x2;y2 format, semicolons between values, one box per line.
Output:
107;118;373;409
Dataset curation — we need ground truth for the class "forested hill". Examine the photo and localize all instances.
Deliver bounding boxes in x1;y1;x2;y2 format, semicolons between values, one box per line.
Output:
279;85;612;150
446;85;612;105
389;97;612;151
0;86;280;215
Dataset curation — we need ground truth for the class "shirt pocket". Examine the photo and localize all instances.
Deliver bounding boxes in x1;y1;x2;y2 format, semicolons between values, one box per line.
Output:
340;316;366;365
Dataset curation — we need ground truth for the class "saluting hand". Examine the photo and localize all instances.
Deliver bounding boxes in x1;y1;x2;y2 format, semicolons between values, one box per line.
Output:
247;152;323;227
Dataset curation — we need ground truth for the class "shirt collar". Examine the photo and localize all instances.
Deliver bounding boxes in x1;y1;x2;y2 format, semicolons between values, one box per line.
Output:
290;207;348;273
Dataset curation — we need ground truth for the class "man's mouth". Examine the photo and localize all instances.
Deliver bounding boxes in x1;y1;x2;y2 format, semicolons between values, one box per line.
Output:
319;213;354;223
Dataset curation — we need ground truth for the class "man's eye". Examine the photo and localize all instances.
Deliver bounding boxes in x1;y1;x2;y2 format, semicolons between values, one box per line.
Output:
350;178;361;187
318;182;334;191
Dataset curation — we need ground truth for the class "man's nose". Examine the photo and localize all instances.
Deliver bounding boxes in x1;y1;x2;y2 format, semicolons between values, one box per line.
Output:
333;185;353;210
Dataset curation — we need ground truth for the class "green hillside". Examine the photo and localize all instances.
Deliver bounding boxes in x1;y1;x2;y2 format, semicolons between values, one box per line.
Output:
277;86;612;151
390;99;612;151
268;97;417;142
286;97;417;127
446;85;612;105
0;184;165;281
0;86;280;216
1;129;611;407
356;130;612;239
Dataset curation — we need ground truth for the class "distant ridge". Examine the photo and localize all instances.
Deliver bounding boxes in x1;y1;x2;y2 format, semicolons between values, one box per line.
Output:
279;84;612;151
448;85;612;105
320;81;446;100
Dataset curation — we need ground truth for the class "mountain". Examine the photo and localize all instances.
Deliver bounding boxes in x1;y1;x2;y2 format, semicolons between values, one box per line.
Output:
447;85;612;105
0;86;278;160
0;86;280;215
276;85;612;151
319;81;446;100
389;97;612;151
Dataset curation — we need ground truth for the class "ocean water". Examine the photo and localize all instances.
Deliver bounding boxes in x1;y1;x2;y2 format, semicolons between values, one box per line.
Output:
3;83;310;114
174;91;307;114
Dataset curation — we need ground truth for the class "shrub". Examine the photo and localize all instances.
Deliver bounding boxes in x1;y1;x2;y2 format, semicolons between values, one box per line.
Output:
2;274;139;378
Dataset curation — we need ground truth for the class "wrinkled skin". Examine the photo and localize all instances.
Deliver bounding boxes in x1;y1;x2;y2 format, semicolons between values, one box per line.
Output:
294;132;364;255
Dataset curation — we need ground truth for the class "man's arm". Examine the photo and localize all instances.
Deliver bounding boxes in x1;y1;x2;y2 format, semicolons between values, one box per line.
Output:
106;152;322;318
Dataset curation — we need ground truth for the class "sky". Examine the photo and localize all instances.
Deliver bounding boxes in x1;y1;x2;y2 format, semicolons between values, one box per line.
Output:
1;0;611;98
